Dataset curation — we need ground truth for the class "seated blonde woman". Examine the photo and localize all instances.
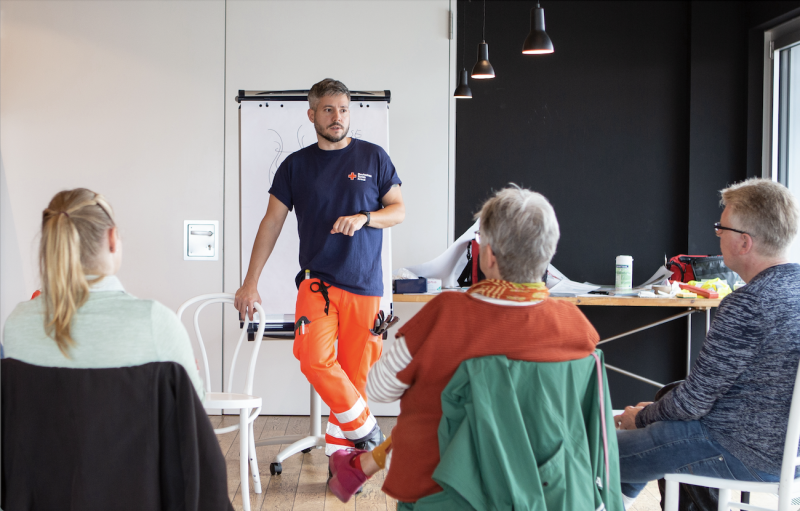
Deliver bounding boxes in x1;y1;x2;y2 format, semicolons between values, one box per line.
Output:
3;188;204;398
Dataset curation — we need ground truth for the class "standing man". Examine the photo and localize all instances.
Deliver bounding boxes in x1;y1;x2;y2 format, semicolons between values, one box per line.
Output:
235;79;405;455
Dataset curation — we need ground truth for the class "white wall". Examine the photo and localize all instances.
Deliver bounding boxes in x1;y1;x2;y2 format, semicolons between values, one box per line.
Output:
222;0;453;414
0;0;227;384
0;0;454;415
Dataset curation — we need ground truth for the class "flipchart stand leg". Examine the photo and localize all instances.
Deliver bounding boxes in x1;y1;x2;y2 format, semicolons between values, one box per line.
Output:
686;313;692;376
311;384;322;440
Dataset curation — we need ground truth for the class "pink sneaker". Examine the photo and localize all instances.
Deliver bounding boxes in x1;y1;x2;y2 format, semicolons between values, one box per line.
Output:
328;449;368;502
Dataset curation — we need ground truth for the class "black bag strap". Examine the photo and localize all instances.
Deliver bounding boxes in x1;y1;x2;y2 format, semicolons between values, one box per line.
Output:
457;241;474;287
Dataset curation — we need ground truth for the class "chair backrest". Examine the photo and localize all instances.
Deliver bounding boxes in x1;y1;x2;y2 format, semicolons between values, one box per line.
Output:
177;293;266;395
777;358;800;508
1;359;233;511
433;353;622;511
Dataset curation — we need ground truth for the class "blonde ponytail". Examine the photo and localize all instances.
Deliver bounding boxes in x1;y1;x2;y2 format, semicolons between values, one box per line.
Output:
40;189;116;356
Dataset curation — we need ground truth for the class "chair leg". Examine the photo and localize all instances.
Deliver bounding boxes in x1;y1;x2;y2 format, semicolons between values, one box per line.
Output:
249;417;262;494
664;479;680;511
717;488;731;511
240;409;251;511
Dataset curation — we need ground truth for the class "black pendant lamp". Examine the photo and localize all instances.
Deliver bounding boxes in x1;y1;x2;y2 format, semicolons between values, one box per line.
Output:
454;6;473;98
522;1;554;55
454;69;473;98
471;1;495;79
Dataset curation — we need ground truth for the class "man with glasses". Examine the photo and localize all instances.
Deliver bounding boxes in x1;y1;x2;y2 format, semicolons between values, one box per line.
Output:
614;178;800;509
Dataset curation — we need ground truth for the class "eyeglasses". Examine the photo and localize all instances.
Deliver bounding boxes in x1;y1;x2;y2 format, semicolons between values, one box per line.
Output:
714;222;752;237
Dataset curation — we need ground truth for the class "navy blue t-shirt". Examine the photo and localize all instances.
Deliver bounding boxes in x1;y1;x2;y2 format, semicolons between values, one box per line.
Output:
269;138;402;297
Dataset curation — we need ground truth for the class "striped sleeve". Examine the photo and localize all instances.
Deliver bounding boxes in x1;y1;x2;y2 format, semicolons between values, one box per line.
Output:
367;335;413;403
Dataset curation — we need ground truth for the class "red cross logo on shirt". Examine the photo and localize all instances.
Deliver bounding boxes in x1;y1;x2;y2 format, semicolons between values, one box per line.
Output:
348;172;357;180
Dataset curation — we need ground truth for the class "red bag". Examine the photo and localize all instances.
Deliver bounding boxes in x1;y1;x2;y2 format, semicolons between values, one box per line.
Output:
666;254;739;285
666;255;708;282
470;239;482;284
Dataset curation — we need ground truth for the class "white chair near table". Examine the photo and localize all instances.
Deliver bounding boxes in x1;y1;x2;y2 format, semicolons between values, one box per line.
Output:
663;359;800;511
177;293;266;511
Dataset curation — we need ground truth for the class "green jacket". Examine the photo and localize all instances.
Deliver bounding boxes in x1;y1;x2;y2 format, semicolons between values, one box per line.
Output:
398;352;623;511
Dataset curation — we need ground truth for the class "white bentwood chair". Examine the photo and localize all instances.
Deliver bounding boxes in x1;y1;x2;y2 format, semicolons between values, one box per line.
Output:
664;359;800;511
177;293;266;511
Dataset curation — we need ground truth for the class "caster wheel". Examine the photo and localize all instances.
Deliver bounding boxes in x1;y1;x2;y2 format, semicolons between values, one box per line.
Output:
301;447;312;453
270;462;282;475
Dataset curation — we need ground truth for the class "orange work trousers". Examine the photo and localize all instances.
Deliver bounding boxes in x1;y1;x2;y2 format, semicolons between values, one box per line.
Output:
293;279;382;455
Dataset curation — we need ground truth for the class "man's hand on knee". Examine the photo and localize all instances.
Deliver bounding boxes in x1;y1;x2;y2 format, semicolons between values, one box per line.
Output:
615;405;646;430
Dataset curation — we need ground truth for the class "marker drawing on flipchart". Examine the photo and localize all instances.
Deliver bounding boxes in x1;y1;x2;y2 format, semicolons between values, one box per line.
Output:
266;125;315;184
265;125;365;184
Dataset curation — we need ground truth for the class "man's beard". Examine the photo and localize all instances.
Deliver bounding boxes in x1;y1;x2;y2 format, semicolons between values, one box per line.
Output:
315;120;349;143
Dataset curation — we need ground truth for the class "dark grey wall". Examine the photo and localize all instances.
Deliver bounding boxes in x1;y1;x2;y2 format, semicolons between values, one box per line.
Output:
687;2;747;256
455;0;799;406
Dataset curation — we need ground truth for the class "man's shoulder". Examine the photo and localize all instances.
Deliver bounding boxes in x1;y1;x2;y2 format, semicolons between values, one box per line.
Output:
351;138;389;157
714;265;800;328
735;263;800;300
281;144;318;165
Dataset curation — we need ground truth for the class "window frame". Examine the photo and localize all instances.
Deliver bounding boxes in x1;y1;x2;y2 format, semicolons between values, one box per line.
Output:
762;17;800;181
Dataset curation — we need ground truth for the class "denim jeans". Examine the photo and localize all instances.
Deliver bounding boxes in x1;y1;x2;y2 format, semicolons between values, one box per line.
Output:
617;420;779;498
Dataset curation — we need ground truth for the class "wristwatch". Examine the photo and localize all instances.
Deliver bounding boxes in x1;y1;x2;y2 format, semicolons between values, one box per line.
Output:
359;210;371;226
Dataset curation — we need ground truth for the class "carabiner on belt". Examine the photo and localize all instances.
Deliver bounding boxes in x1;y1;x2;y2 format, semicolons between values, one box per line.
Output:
309;280;333;315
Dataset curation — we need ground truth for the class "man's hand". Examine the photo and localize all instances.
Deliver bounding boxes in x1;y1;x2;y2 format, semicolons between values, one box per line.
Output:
234;281;262;321
614;402;652;430
331;213;368;236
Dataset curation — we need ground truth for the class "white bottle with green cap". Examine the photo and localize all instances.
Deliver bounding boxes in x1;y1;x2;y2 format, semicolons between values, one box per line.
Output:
615;255;633;290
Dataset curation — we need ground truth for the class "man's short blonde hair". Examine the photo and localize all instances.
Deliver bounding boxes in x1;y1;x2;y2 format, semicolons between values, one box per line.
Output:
476;185;560;282
308;78;350;111
720;178;799;257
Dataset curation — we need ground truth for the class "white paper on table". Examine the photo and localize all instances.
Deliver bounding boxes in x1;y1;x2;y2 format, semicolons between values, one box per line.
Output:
544;264;567;289
402;219;480;288
544;264;601;296
639;266;674;287
548;280;601;296
583;265;675;291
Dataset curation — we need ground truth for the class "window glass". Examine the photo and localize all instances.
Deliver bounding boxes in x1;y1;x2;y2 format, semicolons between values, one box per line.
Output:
772;42;800;263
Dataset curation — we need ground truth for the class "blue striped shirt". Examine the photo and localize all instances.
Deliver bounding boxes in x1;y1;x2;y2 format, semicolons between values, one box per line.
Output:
636;263;800;475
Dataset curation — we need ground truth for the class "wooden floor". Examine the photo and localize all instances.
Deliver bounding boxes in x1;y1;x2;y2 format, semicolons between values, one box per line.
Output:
214;415;789;511
212;415;398;511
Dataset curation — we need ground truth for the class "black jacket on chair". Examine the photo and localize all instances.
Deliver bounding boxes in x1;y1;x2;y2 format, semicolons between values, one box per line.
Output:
2;359;233;511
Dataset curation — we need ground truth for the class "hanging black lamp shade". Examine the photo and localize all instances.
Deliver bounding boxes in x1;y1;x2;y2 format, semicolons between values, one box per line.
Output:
522;5;554;54
454;69;473;98
471;41;495;79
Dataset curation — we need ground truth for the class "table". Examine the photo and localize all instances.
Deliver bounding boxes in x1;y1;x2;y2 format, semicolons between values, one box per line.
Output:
393;293;723;388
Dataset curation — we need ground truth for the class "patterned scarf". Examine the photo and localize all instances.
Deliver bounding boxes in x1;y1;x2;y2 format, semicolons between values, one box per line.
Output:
467;279;550;302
